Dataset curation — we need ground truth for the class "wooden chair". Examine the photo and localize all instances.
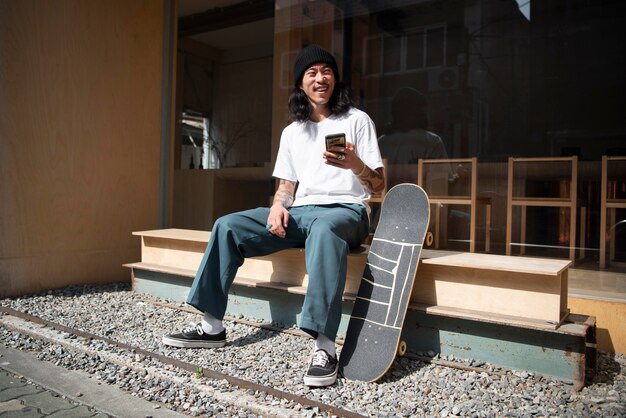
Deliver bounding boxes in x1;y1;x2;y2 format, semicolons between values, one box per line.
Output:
599;155;626;269
506;156;582;261
417;157;491;253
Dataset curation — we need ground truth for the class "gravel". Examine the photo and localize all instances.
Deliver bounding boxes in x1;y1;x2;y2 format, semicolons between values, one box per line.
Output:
1;283;625;417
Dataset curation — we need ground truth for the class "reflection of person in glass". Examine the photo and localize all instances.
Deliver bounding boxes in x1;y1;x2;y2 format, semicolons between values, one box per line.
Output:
379;87;447;161
162;45;384;388
378;87;450;188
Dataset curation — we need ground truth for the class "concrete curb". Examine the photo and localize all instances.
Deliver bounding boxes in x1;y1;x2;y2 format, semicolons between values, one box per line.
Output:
0;344;185;418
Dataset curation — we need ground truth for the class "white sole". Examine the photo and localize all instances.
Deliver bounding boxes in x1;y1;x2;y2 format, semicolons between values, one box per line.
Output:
162;336;225;348
304;370;337;387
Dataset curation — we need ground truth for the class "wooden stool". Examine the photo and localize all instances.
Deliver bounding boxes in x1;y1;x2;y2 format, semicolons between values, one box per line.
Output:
417;157;491;252
506;156;583;261
599;155;626;269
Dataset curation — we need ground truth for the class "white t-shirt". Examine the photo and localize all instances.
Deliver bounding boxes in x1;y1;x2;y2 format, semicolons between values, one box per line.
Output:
272;107;383;208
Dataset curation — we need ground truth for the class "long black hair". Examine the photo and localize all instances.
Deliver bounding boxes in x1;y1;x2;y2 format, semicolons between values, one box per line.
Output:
287;81;353;122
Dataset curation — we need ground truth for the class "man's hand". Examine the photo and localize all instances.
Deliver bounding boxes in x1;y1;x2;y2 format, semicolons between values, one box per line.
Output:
323;141;361;172
323;142;385;193
268;179;296;238
267;204;289;238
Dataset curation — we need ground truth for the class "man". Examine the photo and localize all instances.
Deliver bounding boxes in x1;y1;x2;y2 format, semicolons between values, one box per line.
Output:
163;45;385;387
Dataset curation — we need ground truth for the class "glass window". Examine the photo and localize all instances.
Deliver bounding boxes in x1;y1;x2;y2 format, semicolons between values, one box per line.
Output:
406;30;424;70
364;36;382;76
271;0;626;299
383;35;402;74
425;26;445;67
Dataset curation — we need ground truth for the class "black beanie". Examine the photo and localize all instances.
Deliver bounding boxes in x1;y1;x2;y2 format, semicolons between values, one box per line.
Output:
293;44;340;87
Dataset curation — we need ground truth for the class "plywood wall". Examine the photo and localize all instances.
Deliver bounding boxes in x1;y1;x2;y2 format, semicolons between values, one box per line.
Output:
0;0;165;297
569;296;626;354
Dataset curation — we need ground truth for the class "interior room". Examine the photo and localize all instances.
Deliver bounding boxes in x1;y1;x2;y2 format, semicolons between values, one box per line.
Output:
173;0;626;303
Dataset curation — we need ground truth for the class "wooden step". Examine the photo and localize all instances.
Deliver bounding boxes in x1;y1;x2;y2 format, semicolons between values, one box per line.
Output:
131;229;369;295
131;229;209;271
415;253;570;327
127;229;571;329
124;261;361;300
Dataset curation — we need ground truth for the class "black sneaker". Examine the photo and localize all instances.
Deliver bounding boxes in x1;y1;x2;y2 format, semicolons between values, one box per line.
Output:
162;323;226;348
304;349;338;387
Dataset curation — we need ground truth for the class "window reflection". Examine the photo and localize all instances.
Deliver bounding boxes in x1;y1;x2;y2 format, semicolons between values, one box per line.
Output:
271;0;626;297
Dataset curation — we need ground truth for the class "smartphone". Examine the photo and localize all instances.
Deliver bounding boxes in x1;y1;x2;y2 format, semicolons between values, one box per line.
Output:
325;133;346;151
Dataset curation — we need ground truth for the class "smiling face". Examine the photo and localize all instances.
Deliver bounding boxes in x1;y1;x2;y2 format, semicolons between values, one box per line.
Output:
300;62;336;113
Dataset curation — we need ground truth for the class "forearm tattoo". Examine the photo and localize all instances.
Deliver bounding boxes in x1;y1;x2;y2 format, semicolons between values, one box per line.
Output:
274;179;295;208
357;166;384;193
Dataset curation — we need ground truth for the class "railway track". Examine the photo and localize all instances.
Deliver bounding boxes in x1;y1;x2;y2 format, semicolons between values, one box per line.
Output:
0;306;365;417
0;298;504;417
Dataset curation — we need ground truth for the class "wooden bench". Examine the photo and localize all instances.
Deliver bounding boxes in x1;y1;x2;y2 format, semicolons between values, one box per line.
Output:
125;228;596;389
125;228;571;330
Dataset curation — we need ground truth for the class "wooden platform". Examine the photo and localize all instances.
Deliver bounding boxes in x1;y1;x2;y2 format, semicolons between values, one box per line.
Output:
124;228;594;388
127;228;570;329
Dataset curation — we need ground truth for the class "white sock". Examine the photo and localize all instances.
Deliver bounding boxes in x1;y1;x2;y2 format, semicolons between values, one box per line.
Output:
201;312;225;335
314;333;336;358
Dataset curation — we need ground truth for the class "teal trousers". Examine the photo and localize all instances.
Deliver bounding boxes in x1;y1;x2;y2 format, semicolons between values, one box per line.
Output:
186;203;369;341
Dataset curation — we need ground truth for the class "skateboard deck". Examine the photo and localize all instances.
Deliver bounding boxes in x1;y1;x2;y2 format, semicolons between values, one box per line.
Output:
339;183;430;382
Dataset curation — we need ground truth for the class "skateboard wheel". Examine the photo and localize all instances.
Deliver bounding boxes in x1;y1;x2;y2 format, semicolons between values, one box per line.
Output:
425;232;434;247
397;340;407;357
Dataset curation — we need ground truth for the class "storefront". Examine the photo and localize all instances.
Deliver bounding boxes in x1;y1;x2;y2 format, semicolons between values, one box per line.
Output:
2;0;623;352
175;0;625;305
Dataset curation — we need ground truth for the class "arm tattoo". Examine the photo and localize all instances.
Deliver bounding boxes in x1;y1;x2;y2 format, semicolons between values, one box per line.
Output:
274;179;296;208
357;166;384;193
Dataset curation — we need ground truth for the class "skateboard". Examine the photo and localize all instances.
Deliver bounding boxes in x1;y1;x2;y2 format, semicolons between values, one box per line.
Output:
338;183;430;382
